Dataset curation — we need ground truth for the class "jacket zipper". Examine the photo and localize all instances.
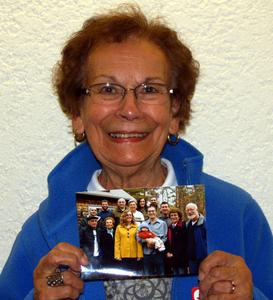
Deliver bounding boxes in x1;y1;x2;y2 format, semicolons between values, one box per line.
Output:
183;161;190;185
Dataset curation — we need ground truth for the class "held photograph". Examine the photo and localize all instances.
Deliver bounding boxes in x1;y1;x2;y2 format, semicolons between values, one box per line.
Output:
76;185;206;281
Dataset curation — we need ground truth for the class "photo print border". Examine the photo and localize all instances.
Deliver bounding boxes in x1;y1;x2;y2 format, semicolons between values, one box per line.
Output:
76;185;206;281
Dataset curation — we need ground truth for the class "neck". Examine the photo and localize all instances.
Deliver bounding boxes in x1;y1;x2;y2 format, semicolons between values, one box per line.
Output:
192;215;199;222
98;157;167;189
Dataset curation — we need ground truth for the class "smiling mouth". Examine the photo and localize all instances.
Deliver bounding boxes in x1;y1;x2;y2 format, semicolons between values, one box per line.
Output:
109;133;148;138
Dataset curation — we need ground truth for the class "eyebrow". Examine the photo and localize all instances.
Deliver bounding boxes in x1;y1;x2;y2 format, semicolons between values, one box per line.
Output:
92;75;166;84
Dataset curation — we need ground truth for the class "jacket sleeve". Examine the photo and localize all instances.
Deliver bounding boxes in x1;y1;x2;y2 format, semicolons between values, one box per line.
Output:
161;222;168;243
243;200;273;300
165;228;171;253
114;226;121;258
0;232;35;299
137;238;144;258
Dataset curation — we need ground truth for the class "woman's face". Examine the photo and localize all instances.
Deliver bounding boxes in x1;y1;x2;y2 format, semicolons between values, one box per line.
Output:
170;212;179;224
129;202;137;213
73;39;180;170
105;219;114;230
125;212;133;224
139;199;145;208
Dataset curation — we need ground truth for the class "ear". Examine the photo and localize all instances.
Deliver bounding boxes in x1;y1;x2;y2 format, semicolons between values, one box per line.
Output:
169;99;180;135
72;115;85;134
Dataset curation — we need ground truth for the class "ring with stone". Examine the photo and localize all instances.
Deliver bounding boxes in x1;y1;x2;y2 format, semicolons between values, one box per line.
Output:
46;272;64;287
230;280;236;293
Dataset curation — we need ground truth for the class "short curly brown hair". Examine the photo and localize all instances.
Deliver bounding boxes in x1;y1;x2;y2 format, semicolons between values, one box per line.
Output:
52;3;199;132
169;208;182;219
103;217;115;227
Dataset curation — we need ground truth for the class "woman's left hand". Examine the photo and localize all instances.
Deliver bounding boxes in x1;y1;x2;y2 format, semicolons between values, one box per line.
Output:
198;250;253;299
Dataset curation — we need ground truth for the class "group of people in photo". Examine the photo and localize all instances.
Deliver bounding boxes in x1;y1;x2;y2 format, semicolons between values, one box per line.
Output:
79;197;207;279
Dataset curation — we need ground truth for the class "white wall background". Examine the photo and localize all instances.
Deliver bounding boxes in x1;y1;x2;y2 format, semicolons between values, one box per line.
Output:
1;0;272;271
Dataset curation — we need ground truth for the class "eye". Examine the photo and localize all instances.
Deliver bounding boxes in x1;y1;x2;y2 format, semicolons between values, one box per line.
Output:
100;85;118;94
141;85;159;94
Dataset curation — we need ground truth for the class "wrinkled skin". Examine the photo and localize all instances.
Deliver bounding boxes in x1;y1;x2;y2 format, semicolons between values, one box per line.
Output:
199;250;253;300
33;243;88;300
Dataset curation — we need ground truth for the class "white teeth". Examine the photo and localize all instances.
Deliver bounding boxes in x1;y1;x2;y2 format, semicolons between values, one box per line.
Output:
109;133;148;138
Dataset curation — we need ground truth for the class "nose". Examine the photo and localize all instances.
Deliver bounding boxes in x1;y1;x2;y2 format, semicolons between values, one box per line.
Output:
116;89;144;121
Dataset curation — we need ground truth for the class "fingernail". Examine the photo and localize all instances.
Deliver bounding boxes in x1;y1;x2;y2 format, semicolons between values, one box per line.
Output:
198;271;205;281
80;253;89;265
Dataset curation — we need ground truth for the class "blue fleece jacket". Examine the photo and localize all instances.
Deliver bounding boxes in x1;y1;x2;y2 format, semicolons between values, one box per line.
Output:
0;139;272;299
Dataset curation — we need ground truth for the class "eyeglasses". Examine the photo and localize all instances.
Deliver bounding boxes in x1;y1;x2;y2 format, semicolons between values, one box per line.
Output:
80;82;173;105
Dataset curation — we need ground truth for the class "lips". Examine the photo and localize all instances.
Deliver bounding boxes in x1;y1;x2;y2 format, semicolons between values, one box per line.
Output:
109;133;148;138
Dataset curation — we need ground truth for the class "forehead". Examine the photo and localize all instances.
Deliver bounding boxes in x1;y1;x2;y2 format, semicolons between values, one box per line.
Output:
86;39;170;86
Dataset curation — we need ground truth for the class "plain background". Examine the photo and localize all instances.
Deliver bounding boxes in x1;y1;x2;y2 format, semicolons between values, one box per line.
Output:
1;0;272;271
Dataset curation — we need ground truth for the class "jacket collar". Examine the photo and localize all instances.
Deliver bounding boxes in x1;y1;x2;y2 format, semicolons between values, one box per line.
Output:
186;213;205;227
38;139;204;248
169;219;183;228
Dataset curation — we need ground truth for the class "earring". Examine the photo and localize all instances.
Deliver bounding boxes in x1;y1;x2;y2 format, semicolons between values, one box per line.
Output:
74;130;86;146
167;134;179;146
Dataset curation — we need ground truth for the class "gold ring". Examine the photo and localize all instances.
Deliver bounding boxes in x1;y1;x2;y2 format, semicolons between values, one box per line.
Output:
230;280;236;293
46;272;64;287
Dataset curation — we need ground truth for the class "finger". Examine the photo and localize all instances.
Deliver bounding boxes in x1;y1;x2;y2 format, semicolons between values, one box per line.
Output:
208;280;234;295
34;271;84;300
199;265;252;299
38;250;82;274
38;244;89;274
54;242;89;266
34;284;83;300
62;270;84;293
199;251;239;281
199;266;235;297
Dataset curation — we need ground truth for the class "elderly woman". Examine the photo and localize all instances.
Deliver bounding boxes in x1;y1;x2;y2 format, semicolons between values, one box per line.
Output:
128;199;144;225
98;217;116;269
0;4;272;300
114;210;143;273
165;208;187;275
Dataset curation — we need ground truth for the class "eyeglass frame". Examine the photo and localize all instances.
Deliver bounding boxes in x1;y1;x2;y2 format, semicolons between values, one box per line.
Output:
79;82;174;104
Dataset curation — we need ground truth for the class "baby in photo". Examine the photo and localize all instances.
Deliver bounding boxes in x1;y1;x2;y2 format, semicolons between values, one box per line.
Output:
138;223;165;251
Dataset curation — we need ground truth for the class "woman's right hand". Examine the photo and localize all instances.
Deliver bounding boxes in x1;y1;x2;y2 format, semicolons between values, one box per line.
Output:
33;242;89;300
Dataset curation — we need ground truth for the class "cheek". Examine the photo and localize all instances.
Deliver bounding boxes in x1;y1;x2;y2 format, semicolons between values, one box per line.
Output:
81;102;115;130
147;104;172;125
